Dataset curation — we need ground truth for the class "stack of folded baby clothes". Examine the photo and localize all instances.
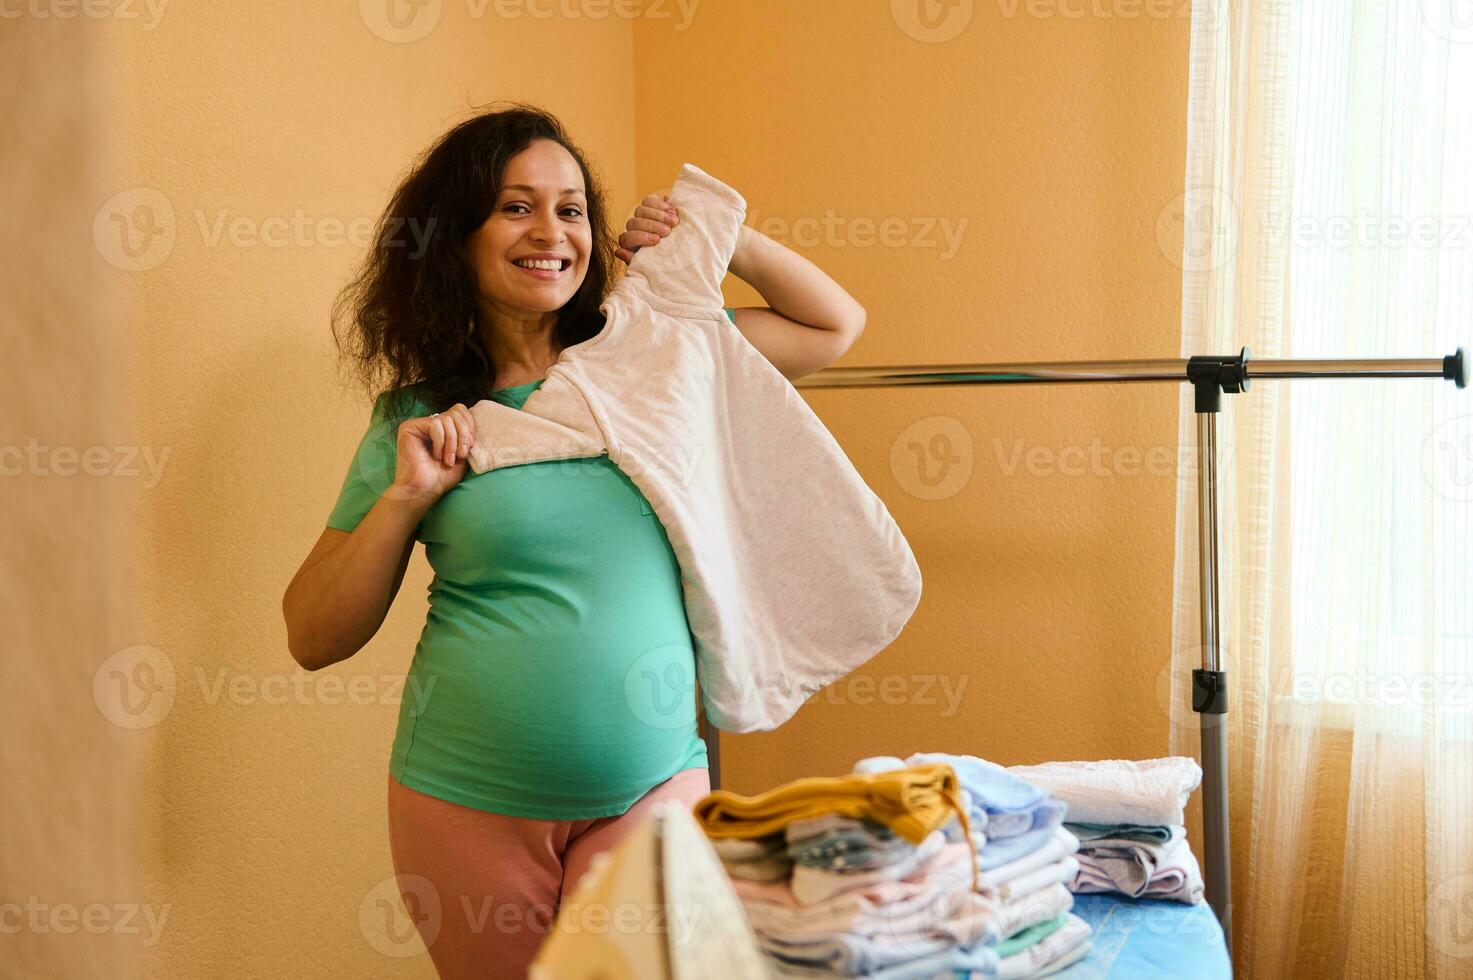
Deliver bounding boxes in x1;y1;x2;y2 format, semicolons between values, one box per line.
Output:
695;762;1027;978
1006;757;1205;904
855;754;1093;978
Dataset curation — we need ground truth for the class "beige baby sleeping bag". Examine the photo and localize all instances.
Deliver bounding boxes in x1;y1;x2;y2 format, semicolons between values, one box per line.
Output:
466;162;922;733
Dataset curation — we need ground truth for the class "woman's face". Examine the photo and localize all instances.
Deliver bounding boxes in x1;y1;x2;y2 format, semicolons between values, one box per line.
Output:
464;138;592;320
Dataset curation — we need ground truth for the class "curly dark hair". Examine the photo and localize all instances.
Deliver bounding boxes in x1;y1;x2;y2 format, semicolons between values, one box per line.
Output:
331;102;618;422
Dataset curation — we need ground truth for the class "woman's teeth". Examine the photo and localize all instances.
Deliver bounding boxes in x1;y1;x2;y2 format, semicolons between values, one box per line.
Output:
515;259;564;271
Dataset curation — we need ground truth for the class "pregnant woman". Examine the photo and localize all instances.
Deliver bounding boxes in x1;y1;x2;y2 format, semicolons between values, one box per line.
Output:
281;103;867;979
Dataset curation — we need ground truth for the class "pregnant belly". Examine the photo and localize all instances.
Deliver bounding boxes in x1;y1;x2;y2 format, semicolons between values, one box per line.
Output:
390;626;705;813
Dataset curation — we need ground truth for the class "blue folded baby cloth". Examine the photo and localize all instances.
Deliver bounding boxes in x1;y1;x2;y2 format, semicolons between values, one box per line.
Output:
853;753;1067;870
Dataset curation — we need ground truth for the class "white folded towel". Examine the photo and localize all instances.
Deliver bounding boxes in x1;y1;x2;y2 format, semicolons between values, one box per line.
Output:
994;855;1080;905
1029;937;1092;978
1006;757;1203;827
995;882;1074;938
973;826;1080;894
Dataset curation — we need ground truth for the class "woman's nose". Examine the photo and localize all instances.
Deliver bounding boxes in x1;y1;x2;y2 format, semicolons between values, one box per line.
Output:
529;210;563;244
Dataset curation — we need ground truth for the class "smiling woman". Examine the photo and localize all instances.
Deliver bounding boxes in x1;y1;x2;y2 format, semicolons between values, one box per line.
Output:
328;103;619;419
460;139;598;388
284;97;886;979
284;104;712;980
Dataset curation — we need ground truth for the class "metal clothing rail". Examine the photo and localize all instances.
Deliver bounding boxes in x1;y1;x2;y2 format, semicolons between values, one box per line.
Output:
775;346;1468;954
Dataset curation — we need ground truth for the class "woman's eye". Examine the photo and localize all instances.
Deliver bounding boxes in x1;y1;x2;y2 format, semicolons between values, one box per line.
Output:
503;203;583;217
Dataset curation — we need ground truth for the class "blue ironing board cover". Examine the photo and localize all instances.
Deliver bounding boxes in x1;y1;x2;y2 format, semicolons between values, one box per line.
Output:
1052;894;1231;979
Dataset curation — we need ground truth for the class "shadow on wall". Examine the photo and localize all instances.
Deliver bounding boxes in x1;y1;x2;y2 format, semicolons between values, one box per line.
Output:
3;17;146;980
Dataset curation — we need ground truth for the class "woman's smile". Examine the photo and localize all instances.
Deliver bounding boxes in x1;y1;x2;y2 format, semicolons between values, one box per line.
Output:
511;254;572;280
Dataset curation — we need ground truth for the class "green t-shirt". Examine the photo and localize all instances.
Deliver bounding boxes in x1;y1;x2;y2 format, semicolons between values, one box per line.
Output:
323;308;741;818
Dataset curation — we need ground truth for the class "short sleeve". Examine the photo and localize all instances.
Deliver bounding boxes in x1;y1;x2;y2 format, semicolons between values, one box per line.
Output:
723;307;737;324
325;391;414;533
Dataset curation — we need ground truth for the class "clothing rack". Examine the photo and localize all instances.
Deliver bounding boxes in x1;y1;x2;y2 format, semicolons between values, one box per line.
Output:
698;346;1468;952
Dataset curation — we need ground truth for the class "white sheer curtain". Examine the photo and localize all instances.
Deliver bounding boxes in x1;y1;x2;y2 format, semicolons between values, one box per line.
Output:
1166;1;1472;977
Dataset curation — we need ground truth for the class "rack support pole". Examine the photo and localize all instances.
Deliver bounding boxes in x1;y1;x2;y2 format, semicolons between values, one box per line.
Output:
1186;351;1246;952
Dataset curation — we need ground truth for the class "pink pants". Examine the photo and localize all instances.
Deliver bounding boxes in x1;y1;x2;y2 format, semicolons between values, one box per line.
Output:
386;767;711;980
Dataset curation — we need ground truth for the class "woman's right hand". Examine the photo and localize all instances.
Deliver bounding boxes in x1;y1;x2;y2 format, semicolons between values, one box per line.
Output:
388;403;479;505
615;193;679;264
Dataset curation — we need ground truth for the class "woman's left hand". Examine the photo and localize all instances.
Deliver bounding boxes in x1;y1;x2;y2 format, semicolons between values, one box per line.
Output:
615;194;679;264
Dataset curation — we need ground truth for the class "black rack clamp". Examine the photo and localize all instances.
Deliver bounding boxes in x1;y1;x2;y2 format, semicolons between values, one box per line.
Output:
1193;667;1228;714
1186;346;1252;414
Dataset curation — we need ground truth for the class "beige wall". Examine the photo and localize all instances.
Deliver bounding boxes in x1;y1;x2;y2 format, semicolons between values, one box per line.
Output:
3;16;142;979
662;3;1193;784
7;1;1191;975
